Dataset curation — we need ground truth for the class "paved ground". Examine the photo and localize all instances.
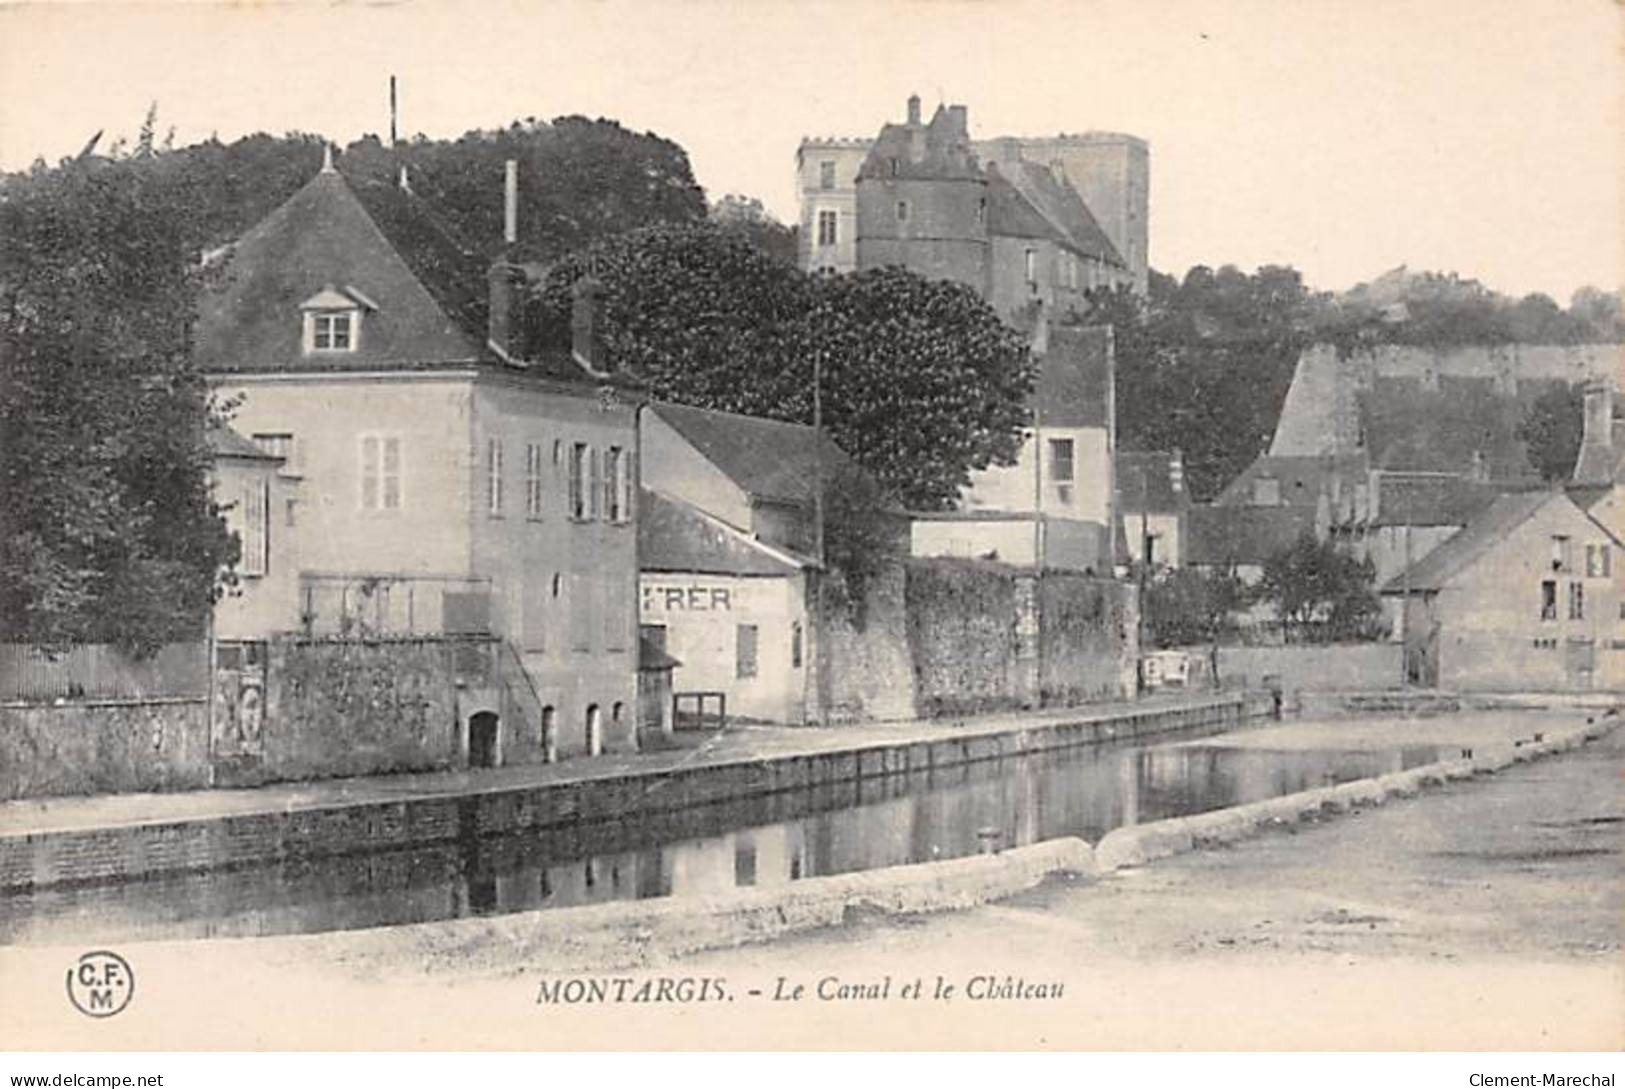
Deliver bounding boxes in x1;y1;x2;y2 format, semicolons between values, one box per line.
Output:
0;691;1230;836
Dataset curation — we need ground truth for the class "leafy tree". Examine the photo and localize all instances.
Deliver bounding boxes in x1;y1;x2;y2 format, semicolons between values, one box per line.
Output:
709;194;797;264
1258;533;1384;643
0;144;238;655
1141;566;1245;650
1569;286;1625;342
530;225;1036;511
1518;381;1586;483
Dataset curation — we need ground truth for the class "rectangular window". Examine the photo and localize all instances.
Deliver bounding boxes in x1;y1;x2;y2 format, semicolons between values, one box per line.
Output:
817;210;838;247
791;620;803;669
1552;535;1572;573
569;442;589;519
525;443;544;519
1048;437;1075;482
252;432;297;474
238;479;268;577
819;160;836;189
312;311;353;351
1024;248;1037;285
1586;543;1612;578
360;434;402;510
736;623;759;679
1541;580;1557;621
588;446;603;520
1569;581;1585;621
604;446;629;523
896;200;909;222
486;438;504;517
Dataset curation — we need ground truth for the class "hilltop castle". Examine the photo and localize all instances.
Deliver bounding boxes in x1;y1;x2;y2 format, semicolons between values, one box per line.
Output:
795;95;1149;302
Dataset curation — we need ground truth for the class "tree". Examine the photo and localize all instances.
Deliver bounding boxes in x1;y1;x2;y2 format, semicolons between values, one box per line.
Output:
709;194;798;264
529;225;1036;511
1258;533;1384;643
1141;566;1245;650
1518;381;1586;483
0;143;238;655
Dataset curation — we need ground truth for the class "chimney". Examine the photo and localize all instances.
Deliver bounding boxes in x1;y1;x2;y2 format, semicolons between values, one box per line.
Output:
503;159;519;247
947;104;968;136
1574;378;1616;484
487;262;526;364
572;275;605;374
907;93;922;126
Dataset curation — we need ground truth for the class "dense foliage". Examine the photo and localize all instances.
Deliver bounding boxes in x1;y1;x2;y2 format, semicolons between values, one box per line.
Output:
0;132;238;655
1078;265;1622;502
1518;382;1586;483
1257;533;1385;643
530;224;1037;511
1141;566;1247;650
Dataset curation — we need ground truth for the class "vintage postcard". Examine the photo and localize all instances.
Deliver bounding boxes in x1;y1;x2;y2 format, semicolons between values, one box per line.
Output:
0;0;1621;1063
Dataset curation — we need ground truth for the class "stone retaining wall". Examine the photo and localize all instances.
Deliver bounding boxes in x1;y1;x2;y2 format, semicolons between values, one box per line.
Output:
0;694;1266;890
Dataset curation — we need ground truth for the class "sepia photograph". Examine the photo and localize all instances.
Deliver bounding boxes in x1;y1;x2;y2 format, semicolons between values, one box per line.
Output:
0;0;1621;1069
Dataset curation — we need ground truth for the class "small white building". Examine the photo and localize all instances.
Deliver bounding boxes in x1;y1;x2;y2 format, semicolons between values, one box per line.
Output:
639;489;814;724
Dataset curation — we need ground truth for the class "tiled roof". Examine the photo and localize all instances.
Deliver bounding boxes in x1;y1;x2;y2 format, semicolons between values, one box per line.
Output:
195;167;489;373
1185;504;1318;566
987;160;1124;266
1379;491;1556;594
650;402;860;508
856;106;981;184
638;490;809;577
1369;473;1511;527
207;423;280;461
1035;325;1111;428
1214;455;1366;510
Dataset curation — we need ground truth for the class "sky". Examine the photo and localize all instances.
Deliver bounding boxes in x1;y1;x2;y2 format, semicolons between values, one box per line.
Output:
1;0;1620;301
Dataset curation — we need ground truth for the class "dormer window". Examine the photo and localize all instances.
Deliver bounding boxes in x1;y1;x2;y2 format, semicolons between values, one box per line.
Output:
300;285;374;355
312;312;353;350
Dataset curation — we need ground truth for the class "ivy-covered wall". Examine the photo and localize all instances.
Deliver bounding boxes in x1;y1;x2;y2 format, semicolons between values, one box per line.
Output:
258;638;464;784
904;560;1137;718
821;564;917;723
1039;573;1138;705
0;699;210;801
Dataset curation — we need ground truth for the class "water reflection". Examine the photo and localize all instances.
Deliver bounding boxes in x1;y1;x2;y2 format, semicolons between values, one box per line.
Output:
0;734;1445;946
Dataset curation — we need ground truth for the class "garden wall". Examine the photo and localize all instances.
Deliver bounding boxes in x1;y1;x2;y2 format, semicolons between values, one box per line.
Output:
0;698;210;801
1215;643;1402;693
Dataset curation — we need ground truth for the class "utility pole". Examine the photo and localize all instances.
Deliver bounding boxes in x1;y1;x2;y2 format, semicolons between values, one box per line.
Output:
810;331;827;727
389;76;398;146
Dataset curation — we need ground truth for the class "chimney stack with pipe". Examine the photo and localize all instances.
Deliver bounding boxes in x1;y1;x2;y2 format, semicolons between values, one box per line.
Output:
503;159;519;247
487;159;525;364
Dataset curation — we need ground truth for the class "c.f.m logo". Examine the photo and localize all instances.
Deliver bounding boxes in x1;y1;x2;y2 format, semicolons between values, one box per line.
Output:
66;950;134;1018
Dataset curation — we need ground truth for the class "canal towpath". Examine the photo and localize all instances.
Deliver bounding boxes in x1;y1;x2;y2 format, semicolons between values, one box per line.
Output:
0;691;1256;841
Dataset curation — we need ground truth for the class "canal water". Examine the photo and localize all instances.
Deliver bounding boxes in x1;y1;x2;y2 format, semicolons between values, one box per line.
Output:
0;726;1449;945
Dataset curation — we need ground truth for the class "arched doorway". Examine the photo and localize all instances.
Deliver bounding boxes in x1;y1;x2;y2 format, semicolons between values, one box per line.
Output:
469;711;499;768
586;703;602;757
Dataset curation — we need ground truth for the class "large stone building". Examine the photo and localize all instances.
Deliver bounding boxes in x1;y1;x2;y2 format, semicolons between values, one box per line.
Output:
796;96;1149;295
197;151;642;764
